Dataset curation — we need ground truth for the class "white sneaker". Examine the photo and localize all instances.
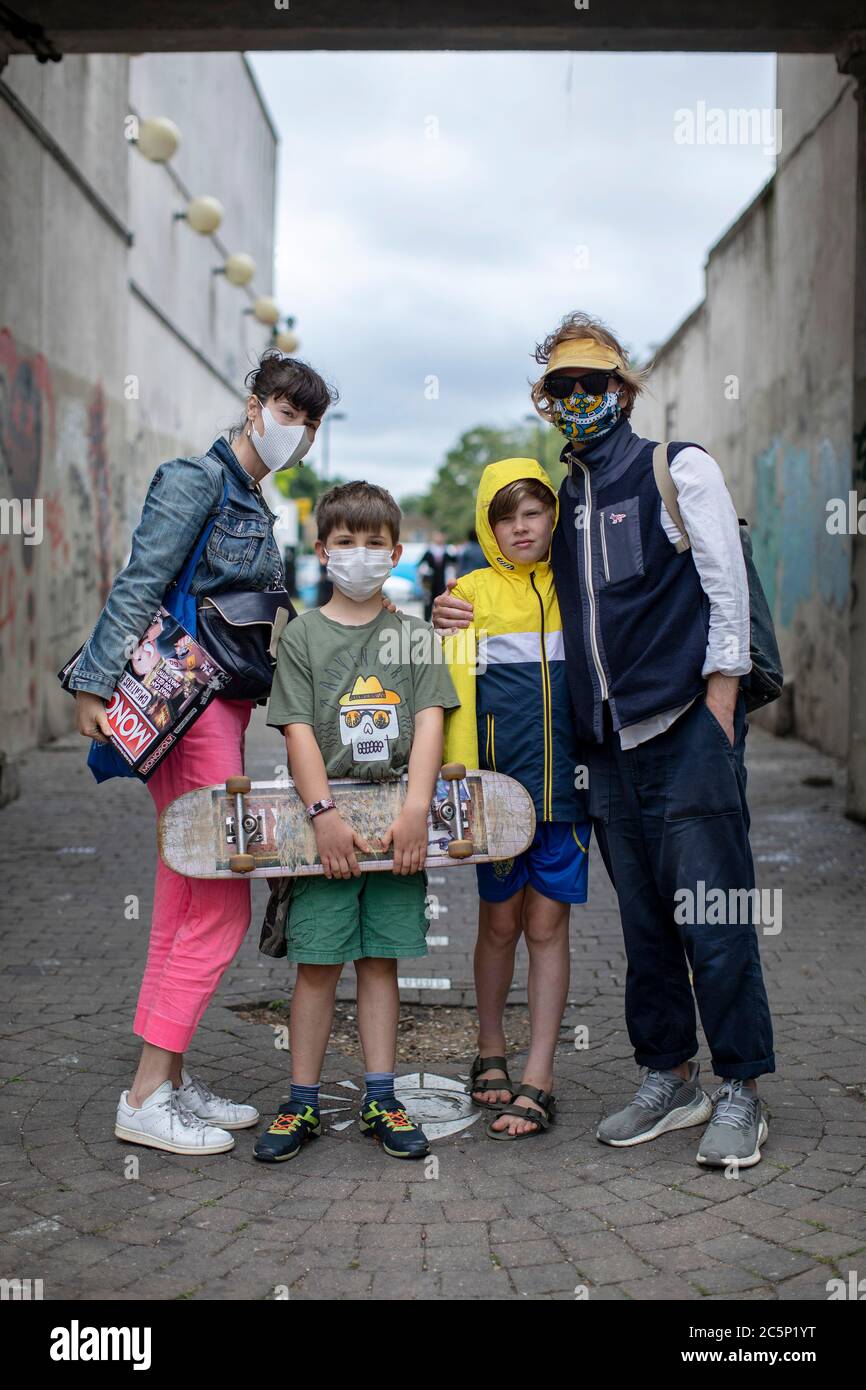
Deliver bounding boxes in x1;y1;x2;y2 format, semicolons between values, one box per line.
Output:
115;1081;235;1155
175;1067;259;1131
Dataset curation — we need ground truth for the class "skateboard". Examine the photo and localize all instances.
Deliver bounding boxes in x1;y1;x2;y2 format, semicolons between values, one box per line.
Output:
157;762;536;879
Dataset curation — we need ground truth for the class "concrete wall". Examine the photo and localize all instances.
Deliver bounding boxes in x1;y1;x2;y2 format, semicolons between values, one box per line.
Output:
0;52;277;770
632;56;857;756
128;53;277;404
0;55;131;760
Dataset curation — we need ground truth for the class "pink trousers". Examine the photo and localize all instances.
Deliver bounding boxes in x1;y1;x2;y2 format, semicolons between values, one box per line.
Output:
135;697;254;1053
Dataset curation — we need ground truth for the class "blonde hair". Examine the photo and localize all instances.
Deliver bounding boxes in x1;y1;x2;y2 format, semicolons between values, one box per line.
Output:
529;311;649;423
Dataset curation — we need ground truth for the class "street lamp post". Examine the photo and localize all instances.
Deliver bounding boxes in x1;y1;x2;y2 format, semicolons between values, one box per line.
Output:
321;410;347;481
524;412;545;464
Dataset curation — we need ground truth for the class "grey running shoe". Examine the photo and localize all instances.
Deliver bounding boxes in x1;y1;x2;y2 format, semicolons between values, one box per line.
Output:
696;1080;768;1168
597;1061;712;1147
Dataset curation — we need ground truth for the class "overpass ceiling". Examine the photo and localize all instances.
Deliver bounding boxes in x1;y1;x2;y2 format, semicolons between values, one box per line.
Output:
3;2;863;59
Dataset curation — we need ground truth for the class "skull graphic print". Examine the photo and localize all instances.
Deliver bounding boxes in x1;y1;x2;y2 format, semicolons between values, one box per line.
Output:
338;675;402;764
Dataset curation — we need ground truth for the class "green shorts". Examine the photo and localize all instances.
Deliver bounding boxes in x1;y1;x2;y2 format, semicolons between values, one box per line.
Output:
285;869;429;965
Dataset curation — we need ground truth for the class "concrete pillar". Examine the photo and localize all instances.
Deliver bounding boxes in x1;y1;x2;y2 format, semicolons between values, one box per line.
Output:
839;36;866;821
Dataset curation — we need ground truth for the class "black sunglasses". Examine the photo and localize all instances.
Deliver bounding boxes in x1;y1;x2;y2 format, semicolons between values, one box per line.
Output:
544;370;619;400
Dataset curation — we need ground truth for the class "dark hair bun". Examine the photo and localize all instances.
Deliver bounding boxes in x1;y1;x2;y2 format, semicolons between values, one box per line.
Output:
245;351;339;421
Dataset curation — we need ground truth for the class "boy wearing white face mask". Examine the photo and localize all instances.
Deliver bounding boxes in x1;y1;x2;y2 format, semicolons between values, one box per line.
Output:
255;483;460;1163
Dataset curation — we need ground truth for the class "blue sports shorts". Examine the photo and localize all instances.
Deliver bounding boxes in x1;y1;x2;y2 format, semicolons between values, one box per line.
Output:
476;820;591;904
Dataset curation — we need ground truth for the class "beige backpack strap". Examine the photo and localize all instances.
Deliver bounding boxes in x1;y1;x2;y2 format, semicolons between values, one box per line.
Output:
652;441;691;553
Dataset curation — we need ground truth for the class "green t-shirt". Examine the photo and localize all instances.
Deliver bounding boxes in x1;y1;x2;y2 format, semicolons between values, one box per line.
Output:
267;608;460;782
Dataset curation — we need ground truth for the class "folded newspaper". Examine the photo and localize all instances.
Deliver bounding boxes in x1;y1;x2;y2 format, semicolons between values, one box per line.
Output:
59;606;231;779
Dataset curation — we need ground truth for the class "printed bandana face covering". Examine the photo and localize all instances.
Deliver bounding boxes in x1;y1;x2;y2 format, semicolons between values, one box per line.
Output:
551;390;622;443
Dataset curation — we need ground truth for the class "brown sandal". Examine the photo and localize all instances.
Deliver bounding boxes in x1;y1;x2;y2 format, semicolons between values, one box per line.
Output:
486;1083;556;1140
468;1054;516;1111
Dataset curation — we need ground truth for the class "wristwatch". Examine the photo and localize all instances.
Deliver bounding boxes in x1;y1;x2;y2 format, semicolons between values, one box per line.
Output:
306;797;336;821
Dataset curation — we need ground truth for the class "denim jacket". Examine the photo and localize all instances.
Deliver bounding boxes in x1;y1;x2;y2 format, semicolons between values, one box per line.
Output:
68;436;283;698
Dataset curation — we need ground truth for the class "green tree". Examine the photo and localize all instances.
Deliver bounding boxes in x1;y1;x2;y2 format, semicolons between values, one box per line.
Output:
272;465;346;506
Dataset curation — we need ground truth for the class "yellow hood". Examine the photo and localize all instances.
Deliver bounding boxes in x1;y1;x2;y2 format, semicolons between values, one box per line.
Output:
475;457;559;577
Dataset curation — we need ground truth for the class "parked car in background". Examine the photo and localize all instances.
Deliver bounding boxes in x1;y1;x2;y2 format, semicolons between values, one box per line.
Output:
383;542;428;605
296;553;324;609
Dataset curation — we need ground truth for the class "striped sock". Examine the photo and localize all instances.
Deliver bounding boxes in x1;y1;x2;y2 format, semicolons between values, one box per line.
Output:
364;1072;396;1104
289;1081;320;1114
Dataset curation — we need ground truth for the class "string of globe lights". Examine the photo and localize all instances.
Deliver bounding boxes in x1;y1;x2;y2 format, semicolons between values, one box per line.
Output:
126;112;299;355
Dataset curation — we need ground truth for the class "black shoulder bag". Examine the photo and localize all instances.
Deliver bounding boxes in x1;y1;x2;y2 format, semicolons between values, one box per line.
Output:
196;587;296;702
651;442;783;713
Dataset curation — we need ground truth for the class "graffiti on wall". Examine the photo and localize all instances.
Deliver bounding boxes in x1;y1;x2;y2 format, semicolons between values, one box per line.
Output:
87;384;114;606
0;330;55;556
0;329;56;723
751;435;850;632
45;402;107;657
0;326;116;752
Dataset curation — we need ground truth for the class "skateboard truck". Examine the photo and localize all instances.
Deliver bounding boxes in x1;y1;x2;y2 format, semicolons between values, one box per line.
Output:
225;809;264;847
441;762;473;858
224;766;473;872
225;776;255;873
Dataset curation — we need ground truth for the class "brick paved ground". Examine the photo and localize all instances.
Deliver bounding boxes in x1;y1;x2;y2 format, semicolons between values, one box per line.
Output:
1;711;864;1301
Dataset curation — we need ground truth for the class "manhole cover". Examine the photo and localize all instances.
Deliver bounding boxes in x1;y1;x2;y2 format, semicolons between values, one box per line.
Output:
312;1072;480;1141
394;1071;479;1137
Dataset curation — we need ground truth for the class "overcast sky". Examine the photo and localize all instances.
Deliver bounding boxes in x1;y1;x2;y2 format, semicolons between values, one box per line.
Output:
249;51;776;500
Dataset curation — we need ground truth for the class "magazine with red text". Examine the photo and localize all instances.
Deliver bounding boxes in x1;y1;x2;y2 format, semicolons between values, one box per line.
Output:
59;606;231;779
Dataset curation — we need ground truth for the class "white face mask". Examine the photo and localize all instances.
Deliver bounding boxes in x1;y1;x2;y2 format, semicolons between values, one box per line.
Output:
248;402;313;472
324;546;395;601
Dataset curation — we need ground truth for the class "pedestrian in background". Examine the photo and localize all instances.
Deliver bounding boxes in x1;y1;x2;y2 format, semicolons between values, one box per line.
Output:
282;544;298;600
419;530;456;621
457;527;486;578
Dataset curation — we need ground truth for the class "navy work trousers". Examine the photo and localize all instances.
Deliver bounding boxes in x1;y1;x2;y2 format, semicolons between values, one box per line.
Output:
585;694;775;1081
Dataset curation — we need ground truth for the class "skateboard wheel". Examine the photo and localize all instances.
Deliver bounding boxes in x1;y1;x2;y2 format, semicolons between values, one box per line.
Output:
441;762;466;781
226;776;251;795
447;839;474;859
229;853;255;874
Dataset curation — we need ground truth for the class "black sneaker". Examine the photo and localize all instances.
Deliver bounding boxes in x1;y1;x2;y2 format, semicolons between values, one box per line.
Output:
359;1096;430;1159
253;1103;321;1163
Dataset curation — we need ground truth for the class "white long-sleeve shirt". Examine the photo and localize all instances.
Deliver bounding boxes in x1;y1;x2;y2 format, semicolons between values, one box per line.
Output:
618;445;751;749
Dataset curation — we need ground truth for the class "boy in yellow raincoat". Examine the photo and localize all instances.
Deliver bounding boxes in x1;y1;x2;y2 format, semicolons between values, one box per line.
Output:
443;458;591;1139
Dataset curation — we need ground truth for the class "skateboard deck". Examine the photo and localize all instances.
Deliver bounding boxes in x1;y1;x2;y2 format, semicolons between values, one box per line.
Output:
157;769;536;879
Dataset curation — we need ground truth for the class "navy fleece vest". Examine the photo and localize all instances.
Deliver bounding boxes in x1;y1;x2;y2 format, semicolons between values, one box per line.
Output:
552;433;710;743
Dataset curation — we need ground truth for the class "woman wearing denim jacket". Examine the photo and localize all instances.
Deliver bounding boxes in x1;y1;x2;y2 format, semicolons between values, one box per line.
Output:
68;350;338;1156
